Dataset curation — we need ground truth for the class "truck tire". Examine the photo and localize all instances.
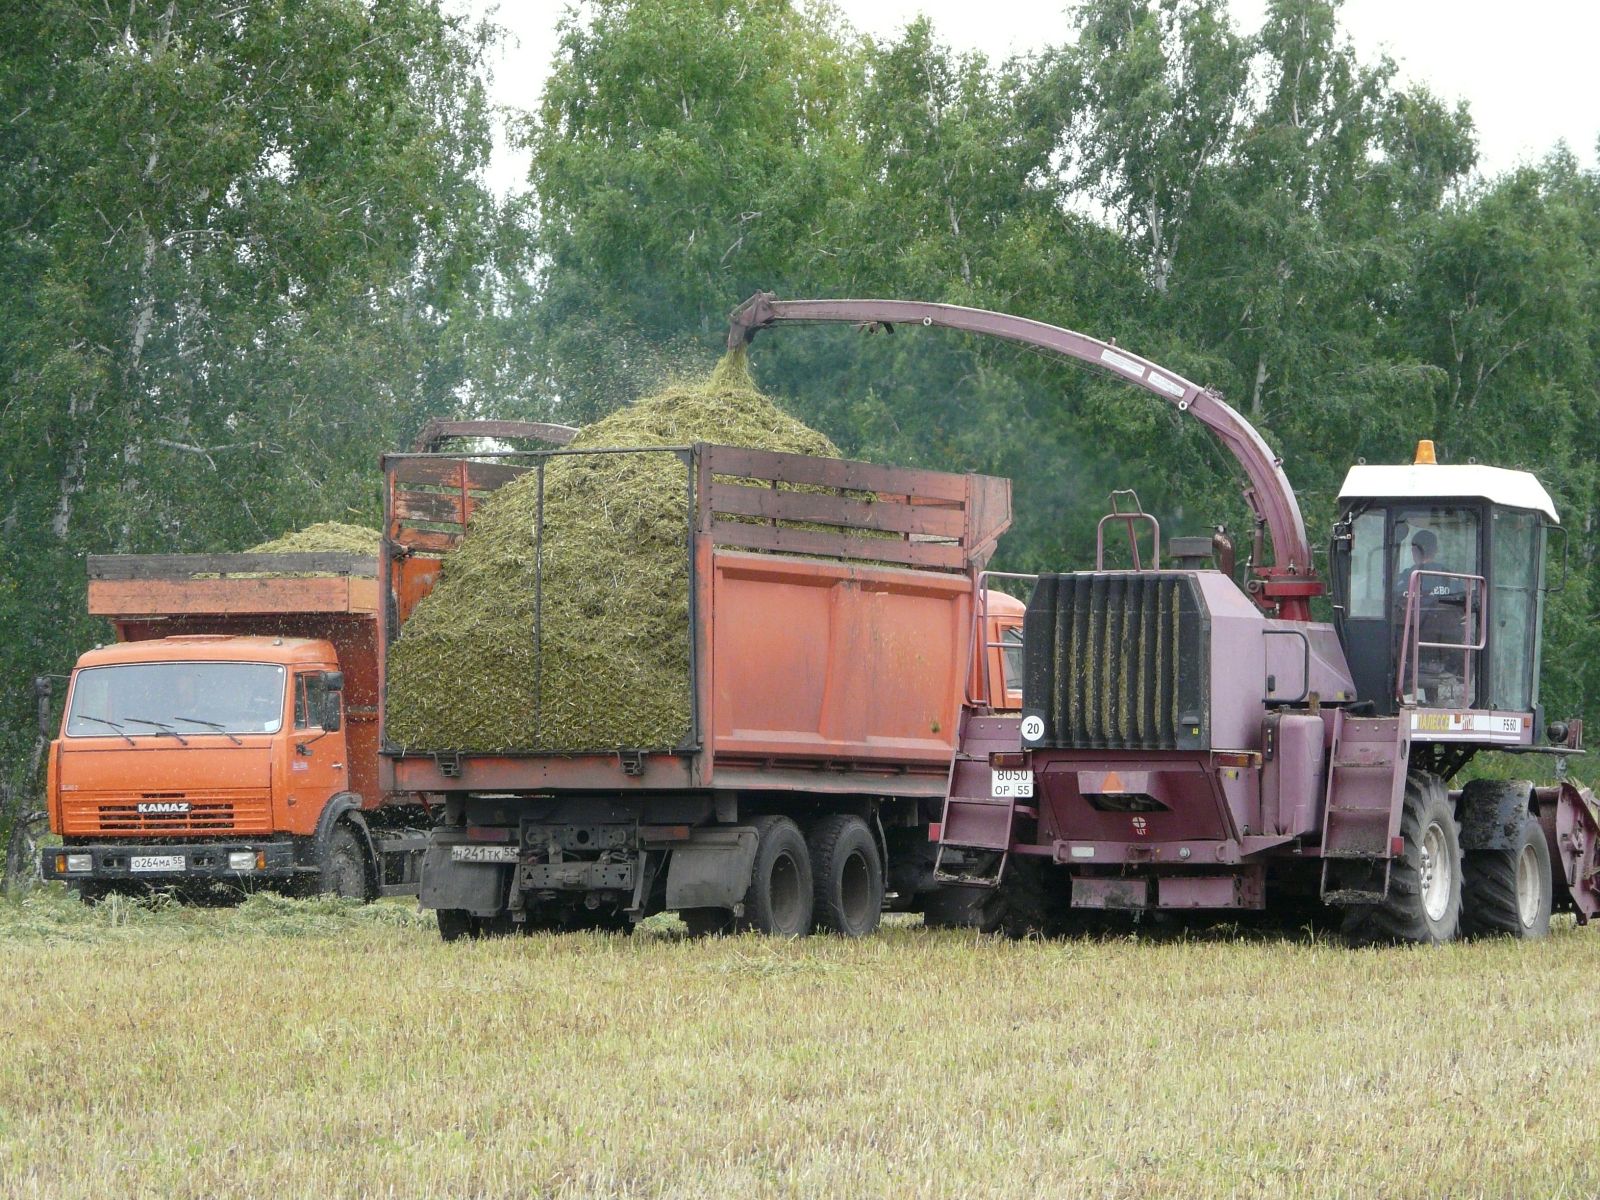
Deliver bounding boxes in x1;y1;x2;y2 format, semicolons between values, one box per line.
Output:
321;822;374;901
1342;772;1461;945
738;815;814;937
680;907;735;936
808;814;883;937
1462;811;1552;939
436;908;479;941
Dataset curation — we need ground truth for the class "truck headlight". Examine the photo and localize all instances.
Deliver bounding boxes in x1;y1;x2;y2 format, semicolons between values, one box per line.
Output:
65;854;92;874
228;851;256;872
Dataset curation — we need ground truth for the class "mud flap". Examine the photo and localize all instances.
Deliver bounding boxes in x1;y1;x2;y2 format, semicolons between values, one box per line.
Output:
419;841;510;917
1459;778;1535;850
665;827;758;910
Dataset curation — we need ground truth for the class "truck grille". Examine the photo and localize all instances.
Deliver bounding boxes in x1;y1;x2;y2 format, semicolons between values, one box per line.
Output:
60;791;273;836
1022;572;1209;751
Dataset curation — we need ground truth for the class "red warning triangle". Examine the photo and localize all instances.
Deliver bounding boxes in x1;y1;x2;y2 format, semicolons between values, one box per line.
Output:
1101;770;1124;792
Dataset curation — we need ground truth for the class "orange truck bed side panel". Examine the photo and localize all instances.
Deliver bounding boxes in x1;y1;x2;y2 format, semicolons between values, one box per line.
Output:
88;576;377;618
709;552;968;767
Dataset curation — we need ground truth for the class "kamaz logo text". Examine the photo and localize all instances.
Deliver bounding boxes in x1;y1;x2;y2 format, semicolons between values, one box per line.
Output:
137;801;191;815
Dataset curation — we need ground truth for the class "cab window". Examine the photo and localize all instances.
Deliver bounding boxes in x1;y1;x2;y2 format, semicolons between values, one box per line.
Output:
1393;506;1479;603
1001;626;1023;694
1348;510;1387;618
1488;509;1541;711
293;674;312;730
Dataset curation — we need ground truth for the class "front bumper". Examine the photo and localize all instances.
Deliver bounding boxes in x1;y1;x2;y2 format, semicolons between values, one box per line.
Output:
41;841;298;883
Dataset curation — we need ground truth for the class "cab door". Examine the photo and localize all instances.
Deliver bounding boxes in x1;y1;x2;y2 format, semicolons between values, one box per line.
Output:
1337;508;1394;712
284;671;349;835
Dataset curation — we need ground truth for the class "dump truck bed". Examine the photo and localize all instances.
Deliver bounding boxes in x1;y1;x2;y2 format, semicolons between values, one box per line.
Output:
380;442;1010;797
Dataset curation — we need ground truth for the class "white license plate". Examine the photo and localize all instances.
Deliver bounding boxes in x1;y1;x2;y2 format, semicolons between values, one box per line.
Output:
130;854;185;873
991;769;1034;799
450;844;519;864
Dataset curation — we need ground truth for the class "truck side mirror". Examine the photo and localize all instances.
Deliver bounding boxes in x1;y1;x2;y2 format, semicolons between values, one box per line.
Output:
34;676;53;738
321;693;343;733
321;671;345;692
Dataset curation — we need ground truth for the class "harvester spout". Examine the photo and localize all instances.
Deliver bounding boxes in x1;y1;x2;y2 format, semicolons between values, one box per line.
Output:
728;292;1320;618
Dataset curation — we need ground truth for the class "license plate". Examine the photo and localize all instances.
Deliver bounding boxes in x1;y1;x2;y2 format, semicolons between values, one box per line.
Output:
130;854;185;873
450;844;519;864
991;769;1034;799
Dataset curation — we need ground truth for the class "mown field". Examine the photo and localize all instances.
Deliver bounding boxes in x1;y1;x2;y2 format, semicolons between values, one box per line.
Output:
0;889;1595;1200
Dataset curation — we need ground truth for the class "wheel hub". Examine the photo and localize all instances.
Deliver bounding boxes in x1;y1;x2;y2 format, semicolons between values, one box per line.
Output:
1516;842;1541;928
1420;820;1452;923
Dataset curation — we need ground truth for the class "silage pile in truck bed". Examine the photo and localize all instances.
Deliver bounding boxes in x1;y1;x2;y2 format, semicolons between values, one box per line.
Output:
384;349;840;753
246;522;380;556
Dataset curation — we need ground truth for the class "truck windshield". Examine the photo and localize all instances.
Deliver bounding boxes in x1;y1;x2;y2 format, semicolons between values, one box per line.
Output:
65;662;287;738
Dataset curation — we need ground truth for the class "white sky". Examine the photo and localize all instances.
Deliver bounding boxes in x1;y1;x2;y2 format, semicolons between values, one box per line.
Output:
468;0;1600;195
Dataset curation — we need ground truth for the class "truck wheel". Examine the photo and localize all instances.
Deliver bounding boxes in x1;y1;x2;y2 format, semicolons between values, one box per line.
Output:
436;908;480;941
1343;772;1461;945
680;907;735;936
73;881;121;905
738;815;813;936
321;822;373;902
1462;810;1552;939
808;815;883;937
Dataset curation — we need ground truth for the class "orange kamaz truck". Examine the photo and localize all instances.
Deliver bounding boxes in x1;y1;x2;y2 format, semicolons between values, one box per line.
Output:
40;551;429;900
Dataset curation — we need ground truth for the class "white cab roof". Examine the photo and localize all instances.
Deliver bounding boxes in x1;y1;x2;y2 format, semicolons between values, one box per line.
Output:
1339;464;1559;523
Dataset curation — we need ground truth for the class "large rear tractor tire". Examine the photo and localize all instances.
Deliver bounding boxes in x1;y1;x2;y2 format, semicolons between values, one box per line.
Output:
922;883;1002;930
922;859;1076;937
738;815;814;937
808;815;883;937
1462;809;1552;939
321;822;374;902
1342;772;1461;945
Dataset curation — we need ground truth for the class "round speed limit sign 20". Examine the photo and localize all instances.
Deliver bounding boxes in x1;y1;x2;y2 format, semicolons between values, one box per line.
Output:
1020;715;1045;743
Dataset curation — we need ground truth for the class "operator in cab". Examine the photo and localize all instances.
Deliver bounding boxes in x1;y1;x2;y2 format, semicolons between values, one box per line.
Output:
1395;528;1466;605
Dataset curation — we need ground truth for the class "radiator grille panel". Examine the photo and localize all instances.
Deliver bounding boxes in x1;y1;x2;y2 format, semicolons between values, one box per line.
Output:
60;791;273;836
1024;573;1208;750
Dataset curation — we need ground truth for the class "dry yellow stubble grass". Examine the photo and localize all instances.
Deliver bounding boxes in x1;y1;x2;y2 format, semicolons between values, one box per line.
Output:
0;889;1595;1200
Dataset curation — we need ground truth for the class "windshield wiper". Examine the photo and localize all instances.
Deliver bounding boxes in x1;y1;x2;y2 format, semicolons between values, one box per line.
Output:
77;715;134;746
174;716;243;746
124;717;190;746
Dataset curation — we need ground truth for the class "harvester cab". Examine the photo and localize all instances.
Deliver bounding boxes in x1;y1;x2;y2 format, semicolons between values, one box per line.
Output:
1331;440;1558;735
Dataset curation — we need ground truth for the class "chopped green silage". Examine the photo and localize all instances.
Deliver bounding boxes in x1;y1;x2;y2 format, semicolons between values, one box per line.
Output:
384;348;840;753
246;522;381;555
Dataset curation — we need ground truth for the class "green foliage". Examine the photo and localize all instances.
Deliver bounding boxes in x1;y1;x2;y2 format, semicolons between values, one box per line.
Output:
0;0;516;807
525;0;1600;726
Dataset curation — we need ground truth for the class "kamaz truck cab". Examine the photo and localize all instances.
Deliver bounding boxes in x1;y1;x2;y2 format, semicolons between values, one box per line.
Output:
46;636;350;893
1332;442;1556;748
40;552;428;901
